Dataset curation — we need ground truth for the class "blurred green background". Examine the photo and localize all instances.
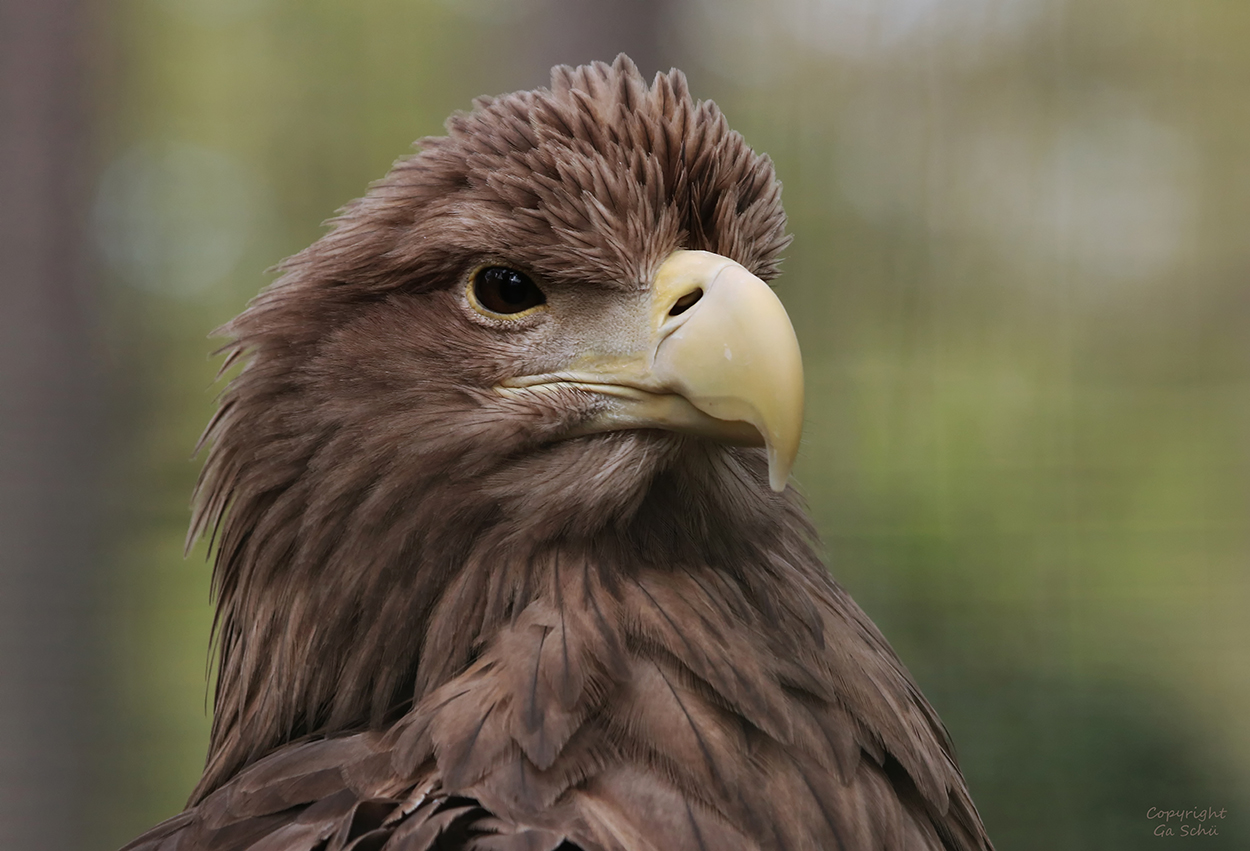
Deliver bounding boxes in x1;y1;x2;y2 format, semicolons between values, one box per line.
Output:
3;0;1247;848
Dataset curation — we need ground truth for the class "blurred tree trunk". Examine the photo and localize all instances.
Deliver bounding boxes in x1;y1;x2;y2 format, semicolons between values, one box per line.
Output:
516;0;678;86
0;0;100;848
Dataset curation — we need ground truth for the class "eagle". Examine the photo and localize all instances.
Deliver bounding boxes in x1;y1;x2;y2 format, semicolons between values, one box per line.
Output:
123;55;993;851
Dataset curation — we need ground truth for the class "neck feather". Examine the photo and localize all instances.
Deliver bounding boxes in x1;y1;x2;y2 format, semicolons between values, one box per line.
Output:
190;456;818;802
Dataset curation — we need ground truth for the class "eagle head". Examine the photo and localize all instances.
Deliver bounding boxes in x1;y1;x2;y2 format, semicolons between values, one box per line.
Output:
153;54;991;851
194;53;804;797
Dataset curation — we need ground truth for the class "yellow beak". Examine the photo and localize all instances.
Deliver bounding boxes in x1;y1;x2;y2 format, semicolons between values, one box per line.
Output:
502;250;804;491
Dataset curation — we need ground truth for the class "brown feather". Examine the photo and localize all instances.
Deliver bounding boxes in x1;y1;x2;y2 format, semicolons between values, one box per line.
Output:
122;55;993;851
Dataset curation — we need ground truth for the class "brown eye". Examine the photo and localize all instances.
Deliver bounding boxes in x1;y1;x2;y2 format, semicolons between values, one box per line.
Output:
471;266;545;316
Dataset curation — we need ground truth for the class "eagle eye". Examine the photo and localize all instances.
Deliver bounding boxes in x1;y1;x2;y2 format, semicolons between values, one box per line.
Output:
470;266;546;317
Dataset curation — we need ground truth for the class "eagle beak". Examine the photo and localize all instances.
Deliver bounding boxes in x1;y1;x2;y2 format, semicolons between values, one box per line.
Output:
646;250;804;491
502;250;804;491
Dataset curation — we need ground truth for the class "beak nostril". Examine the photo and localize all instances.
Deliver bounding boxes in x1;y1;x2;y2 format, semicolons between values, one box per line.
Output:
668;288;704;317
